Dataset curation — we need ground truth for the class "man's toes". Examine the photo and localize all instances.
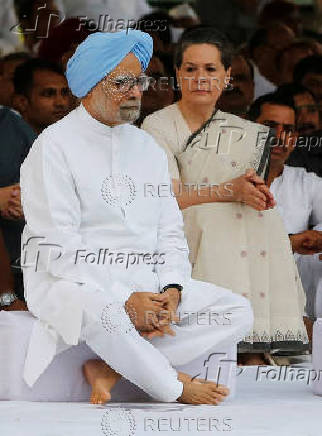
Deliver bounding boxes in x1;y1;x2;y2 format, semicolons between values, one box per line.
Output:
216;384;230;395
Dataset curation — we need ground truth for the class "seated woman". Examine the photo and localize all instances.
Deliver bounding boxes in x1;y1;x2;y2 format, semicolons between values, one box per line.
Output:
248;91;322;339
142;26;308;364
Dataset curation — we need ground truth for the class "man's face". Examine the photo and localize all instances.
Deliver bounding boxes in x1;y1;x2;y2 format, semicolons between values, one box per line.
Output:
86;53;144;126
294;92;319;135
218;55;254;115
254;24;295;83
256;103;296;163
0;59;26;107
23;70;71;132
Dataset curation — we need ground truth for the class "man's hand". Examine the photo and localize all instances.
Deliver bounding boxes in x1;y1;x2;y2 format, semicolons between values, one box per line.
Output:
125;292;167;332
2;299;28;311
158;288;180;325
290;230;322;255
0;185;24;220
0;185;18;213
141;288;181;339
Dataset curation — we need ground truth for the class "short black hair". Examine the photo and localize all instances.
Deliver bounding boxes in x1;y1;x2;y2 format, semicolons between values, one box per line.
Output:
14;58;64;97
1;52;30;64
139;11;173;46
174;25;233;70
276;39;318;70
275;83;315;104
14;0;35;21
248;92;295;122
293;55;322;83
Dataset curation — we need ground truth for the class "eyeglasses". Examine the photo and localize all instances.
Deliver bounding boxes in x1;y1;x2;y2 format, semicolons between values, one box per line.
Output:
104;74;151;93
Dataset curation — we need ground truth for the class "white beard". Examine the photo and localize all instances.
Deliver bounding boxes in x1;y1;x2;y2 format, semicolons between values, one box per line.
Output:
118;102;141;123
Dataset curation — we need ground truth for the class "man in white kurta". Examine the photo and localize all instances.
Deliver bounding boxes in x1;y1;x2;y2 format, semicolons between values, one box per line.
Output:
20;30;253;404
270;166;322;319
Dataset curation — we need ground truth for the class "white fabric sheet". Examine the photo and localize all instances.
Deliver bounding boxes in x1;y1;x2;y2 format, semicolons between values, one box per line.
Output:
0;363;320;436
0;311;237;402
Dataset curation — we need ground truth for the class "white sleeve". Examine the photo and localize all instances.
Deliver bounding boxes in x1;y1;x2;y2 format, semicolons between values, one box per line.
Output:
155;150;191;290
21;132;112;288
308;173;322;230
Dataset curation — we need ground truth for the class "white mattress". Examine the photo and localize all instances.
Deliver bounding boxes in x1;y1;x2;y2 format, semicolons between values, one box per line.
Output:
0;366;321;436
1;312;321;435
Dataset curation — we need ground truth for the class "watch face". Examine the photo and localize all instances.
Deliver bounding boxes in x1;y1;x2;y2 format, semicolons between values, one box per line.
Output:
1;293;16;305
3;295;12;304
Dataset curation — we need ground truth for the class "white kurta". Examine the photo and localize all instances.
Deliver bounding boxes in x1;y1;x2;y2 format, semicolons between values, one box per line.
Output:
20;104;253;402
271;165;322;317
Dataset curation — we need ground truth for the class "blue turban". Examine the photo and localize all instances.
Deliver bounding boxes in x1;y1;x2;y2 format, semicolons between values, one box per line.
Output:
66;30;153;98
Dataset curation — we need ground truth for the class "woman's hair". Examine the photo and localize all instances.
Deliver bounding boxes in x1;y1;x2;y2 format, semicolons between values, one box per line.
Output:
174;25;233;71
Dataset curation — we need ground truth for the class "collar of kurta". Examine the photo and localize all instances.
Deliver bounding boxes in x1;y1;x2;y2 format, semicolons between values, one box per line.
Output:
77;104;125;134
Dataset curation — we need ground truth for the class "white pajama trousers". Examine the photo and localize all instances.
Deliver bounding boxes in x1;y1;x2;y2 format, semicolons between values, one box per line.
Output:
79;279;253;402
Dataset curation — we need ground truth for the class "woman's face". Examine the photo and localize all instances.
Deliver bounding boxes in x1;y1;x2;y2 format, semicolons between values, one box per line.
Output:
177;43;230;106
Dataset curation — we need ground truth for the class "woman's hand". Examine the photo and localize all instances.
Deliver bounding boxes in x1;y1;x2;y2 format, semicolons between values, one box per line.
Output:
245;169;275;209
229;169;275;211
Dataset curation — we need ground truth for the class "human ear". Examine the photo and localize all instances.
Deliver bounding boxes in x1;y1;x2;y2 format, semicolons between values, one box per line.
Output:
12;94;28;115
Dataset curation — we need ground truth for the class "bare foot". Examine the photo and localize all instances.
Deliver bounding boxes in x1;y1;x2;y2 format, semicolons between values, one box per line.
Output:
241;353;267;365
178;378;229;405
83;359;121;404
177;372;193;383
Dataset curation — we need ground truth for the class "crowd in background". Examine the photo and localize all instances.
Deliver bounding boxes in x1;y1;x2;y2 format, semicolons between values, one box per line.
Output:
0;0;322;356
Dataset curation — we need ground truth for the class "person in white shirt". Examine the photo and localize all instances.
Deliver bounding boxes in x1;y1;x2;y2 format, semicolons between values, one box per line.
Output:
20;30;253;405
249;92;322;335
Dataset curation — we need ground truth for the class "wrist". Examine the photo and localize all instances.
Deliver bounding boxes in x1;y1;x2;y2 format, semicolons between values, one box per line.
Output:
161;284;182;302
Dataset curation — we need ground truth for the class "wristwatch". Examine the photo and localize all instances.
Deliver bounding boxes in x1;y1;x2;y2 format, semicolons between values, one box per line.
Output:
160;284;183;294
0;292;18;307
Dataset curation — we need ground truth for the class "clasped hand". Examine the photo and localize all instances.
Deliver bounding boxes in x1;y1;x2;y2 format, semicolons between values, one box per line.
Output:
125;289;180;339
230;169;275;211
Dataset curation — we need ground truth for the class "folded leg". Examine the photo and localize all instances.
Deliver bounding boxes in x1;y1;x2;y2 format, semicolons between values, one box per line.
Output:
150;280;253;367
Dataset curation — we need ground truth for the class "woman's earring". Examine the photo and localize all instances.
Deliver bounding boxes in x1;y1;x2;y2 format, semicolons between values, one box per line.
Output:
224;76;233;91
